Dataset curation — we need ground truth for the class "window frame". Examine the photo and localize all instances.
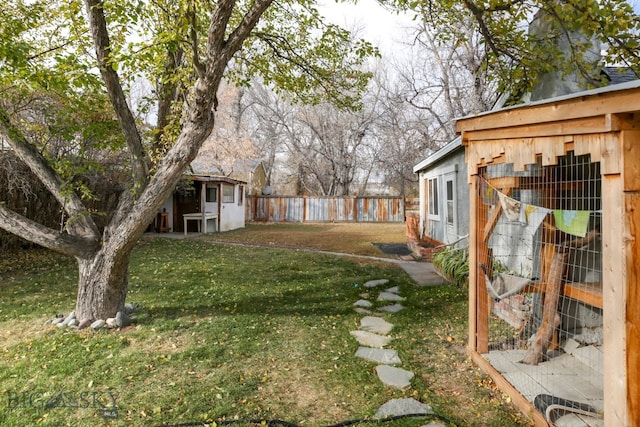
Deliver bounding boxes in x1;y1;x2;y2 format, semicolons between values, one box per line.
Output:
206;186;218;203
222;184;235;203
427;176;440;220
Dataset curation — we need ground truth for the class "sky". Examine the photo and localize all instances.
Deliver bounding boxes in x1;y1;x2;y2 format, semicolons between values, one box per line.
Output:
317;0;416;57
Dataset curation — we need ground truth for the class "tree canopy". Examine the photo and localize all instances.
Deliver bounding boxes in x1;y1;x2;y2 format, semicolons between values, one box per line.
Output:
394;0;640;96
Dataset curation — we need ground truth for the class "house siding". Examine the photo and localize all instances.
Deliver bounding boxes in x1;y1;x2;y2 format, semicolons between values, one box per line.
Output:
418;147;469;245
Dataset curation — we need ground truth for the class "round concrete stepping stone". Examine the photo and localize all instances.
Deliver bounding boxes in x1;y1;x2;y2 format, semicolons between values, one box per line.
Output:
374;398;433;418
378;303;405;313
377;292;405;302
375;365;414;389
364;279;389;288
385;286;400;294
353;299;373;307
359;316;393;335
355;347;402;365
354;307;372;314
350;330;393;348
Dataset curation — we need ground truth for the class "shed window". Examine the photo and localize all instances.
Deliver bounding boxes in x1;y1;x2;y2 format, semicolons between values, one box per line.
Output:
206;187;218;203
222;184;235;203
428;177;439;219
446;179;454;226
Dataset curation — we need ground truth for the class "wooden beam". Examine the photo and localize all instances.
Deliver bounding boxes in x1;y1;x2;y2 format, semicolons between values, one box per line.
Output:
456;86;640;134
475;175;491;354
463;115;614;142
602;174;628;426
623;131;640;191
623;131;640;425
625;193;640;426
483;188;512;243
522;282;603;309
468;178;479;352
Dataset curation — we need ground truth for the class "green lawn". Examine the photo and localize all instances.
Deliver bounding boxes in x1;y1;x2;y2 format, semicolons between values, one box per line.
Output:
0;236;528;426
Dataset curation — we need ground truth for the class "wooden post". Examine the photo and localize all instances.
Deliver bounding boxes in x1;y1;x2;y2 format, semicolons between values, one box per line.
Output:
625;193;640;426
468;176;479;352
201;182;207;233
470;173;490;353
621;129;640;425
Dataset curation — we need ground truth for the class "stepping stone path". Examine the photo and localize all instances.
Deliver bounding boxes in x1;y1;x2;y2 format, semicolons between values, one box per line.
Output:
377;292;405;302
375;365;414;390
350;330;393;348
360;316;393;335
353;299;373;308
355;347;402;364
374;398;433;418
363;279;389;288
350;280;438;422
378;303;405;313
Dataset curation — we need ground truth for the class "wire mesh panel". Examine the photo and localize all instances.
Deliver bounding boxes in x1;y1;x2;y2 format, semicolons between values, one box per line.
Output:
475;152;603;426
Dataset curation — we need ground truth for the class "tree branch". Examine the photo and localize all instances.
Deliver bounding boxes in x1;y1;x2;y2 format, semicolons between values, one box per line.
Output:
84;0;150;190
0;203;99;258
0;107;101;241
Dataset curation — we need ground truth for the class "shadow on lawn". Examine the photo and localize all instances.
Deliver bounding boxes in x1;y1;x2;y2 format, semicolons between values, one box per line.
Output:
141;287;356;323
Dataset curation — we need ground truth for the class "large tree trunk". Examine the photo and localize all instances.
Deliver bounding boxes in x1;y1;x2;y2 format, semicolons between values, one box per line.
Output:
75;244;133;323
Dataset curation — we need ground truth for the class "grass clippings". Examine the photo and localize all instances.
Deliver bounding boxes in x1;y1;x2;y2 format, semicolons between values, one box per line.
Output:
0;224;529;427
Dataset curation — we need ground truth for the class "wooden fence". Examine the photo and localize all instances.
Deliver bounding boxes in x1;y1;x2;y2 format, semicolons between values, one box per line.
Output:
246;195;412;223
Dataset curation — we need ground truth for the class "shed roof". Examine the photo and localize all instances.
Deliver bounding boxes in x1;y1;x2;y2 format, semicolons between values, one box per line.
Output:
412;136;463;173
186;174;246;185
456;79;640;127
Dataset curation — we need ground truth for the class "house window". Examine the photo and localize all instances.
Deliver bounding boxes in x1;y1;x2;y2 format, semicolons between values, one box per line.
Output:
206;187;218;203
238;185;244;206
428;177;439;219
446;179;454;226
222;184;235;203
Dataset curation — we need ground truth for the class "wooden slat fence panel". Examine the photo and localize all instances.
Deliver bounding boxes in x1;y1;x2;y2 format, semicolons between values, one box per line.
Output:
247;196;405;223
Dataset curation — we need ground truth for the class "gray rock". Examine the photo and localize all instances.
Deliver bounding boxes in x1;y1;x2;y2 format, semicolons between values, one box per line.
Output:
374;398;433;418
375;365;414;389
359;292;370;299
360;316;393;335
364;279;389;288
353;299;373;308
78;319;93;330
377;292;405;302
67;318;77;327
56;321;66;328
51;317;63;325
385;286;400;294
355;347;401;365
44;319;53;326
106;318;117;328
61;312;75;326
124;303;135;315
350;330;393;348
91;319;106;330
115;311;131;327
354;308;372;315
378;304;405;313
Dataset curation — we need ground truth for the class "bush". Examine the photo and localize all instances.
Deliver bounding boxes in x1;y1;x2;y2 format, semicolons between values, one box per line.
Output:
433;246;469;288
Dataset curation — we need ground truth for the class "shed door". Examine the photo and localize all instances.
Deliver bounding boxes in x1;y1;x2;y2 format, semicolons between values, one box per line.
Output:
444;172;457;244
